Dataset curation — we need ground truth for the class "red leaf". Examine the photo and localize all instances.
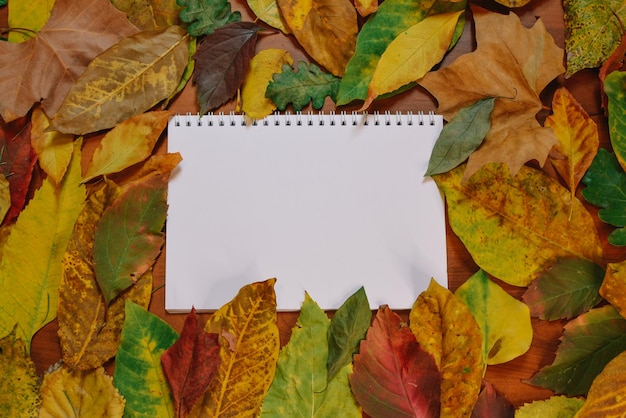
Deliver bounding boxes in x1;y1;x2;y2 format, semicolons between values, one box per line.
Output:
0;116;37;224
470;381;514;418
192;22;263;113
161;308;221;418
349;306;441;418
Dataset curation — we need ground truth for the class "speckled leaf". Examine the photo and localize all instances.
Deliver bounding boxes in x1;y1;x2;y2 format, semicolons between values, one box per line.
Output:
177;0;241;36
604;71;626;174
58;180;153;370
455;270;532;365
600;260;626;320
194;279;279;417
260;293;361;417
410;279;483;418
0;140;84;349
50;25;190;135
40;365;125;417
30;107;74;187
516;396;584;418
111;0;182;30
0;327;40;417
435;163;603;286
114;302;179;418
575;350;626;417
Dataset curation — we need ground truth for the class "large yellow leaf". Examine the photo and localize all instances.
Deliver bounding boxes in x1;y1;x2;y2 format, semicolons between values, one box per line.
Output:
0;139;85;349
410;279;484;418
277;0;357;76
363;11;463;109
83;110;171;182
193;279;279;417
241;49;293;120
7;0;55;43
30;106;74;187
575;350;626;417
246;0;290;33
434;163;602;287
39;365;125;417
0;327;40;417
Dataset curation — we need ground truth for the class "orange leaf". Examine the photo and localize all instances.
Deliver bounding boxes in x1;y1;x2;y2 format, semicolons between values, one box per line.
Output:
575;350;626;417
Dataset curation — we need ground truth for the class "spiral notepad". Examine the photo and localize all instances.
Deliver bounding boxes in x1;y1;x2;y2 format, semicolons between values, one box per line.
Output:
166;112;447;312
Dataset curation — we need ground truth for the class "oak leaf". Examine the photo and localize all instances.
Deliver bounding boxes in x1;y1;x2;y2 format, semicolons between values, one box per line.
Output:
0;0;139;122
575;350;626;417
420;5;564;180
111;0;182;30
6;0;53;43
30;106;74;187
0;327;40;417
178;0;242;36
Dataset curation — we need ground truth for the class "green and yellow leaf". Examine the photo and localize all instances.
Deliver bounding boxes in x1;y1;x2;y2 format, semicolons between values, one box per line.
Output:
30;106;74;187
7;0;54;42
516;395;584;418
246;0;289;33
111;0;182;30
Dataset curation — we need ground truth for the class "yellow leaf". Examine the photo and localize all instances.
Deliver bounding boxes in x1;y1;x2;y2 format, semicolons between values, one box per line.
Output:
193;279;279;417
242;49;293;120
363;11;463;110
434;163;603;287
40;365;125;418
246;0;290;33
355;0;377;17
575;350;626;417
58;180;152;370
0;139;85;348
0;174;9;224
120;152;183;187
410;279;484;418
30;106;74;186
83;110;171;182
600;261;626;319
7;0;54;43
277;0;357;76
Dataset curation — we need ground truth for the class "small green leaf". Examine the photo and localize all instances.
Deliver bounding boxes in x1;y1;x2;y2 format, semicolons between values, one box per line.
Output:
177;0;241;36
326;287;371;382
523;258;604;320
516;395;584;418
114;302;179;418
425;97;494;176
266;61;340;111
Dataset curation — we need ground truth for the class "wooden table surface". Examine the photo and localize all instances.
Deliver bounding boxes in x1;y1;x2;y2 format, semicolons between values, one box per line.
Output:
5;0;624;409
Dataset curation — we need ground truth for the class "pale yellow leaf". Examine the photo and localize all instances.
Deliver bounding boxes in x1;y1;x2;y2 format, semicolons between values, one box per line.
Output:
30;106;74;186
0;174;8;225
7;0;55;42
246;0;290;33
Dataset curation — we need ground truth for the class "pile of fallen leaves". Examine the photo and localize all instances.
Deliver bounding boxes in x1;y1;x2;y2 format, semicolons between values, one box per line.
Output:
2;0;626;416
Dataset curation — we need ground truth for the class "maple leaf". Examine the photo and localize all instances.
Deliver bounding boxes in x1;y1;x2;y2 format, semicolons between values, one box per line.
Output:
0;0;139;122
419;5;564;180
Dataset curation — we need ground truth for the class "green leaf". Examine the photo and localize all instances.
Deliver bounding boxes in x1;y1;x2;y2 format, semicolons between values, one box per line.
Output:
455;270;532;365
528;305;626;396
260;294;361;417
516;395;584;418
604;71;626;172
266;61;340;111
0;139;85;348
113;301;179;418
425;97;495;176
522;258;604;320
177;0;241;36
326;287;371;382
0;327;40;417
94;174;168;304
582;148;626;246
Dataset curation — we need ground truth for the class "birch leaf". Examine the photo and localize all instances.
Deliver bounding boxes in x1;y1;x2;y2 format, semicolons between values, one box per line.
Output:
111;0;182;30
434;163;603;286
114;301;179;418
50;26;190;135
575;350;626;417
516;396;584;418
0;327;40;417
362;11;463;109
30;106;74;187
276;0;357;76
455;270;532;365
177;0;242;36
0;139;84;348
410;279;483;418
246;0;290;33
7;0;53;42
40;365;125;418
83;111;171;183
194;279;279;417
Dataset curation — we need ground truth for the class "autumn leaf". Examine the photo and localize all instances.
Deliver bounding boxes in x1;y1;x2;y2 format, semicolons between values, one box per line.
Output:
30;106;74;187
420;5;564;181
455;270;532;365
362;11;463;109
39;365;125;417
529;305;626;396
260;293;361;417
114;301;180;418
599;260;626;320
0;0;139;122
277;0;357;77
193;22;263;113
0;176;8;225
515;396;584;418
194;279;279;417
162;308;221;418
435;163;603;287
355;0;377;17
241;49;293;120
6;0;53;43
111;0;182;30
83;111;171;182
177;0;242;36
425;97;495;176
94;174;168;304
582;148;626;246
546;87;599;204
0;139;84;349
493;0;532;7
0;327;40;417
265;61;340;111
522;258;604;321
50;26;189;135
349;305;440;418
604;71;626;172
410;279;483;418
575;350;626;417
246;0;290;33
470;381;514;418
